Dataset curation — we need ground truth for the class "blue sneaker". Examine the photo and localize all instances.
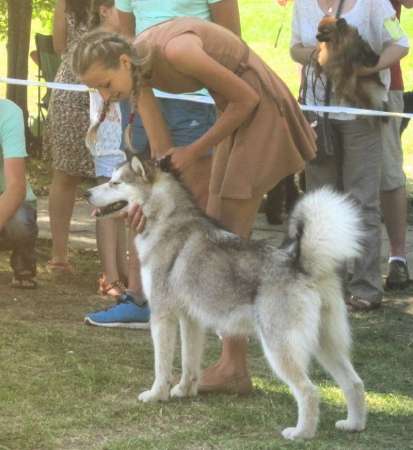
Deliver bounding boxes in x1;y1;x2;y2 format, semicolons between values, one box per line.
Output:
85;293;150;329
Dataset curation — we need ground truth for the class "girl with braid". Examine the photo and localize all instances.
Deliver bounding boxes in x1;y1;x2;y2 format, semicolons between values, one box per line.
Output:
86;0;132;300
72;18;317;388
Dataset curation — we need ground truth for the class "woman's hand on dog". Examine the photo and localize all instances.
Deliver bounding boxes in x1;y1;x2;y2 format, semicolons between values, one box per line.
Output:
356;66;377;77
164;145;199;174
124;203;146;234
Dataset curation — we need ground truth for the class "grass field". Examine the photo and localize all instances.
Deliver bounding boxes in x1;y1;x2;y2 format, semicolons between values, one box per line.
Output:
1;3;413;450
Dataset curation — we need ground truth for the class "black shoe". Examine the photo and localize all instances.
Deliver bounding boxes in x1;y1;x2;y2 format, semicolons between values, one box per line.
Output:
385;260;410;291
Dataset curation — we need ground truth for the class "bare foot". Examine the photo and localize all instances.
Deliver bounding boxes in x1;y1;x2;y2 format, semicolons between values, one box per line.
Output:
199;361;252;394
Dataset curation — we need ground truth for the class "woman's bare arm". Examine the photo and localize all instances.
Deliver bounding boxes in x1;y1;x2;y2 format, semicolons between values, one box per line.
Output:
52;0;67;55
0;158;26;230
209;0;241;36
163;34;259;160
290;43;317;66
136;86;173;158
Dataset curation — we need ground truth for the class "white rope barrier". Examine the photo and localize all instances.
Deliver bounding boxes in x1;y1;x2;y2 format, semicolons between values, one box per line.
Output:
2;76;413;119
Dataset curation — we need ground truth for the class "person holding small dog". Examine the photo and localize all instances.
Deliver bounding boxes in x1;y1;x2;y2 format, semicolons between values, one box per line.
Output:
0;99;38;289
290;0;409;311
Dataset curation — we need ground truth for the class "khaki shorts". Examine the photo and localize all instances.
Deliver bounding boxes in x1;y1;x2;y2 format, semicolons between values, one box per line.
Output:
381;90;406;192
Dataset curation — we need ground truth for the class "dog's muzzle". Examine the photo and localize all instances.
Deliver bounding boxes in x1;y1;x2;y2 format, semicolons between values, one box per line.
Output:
316;32;330;42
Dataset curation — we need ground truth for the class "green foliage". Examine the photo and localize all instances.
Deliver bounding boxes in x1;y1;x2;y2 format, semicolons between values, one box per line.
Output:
0;0;54;40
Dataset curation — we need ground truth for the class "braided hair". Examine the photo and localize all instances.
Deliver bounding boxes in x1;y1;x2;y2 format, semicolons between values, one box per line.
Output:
72;30;152;152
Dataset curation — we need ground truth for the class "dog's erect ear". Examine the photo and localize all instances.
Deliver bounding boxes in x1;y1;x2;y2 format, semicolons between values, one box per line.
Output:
130;155;147;178
124;147;135;163
336;18;348;30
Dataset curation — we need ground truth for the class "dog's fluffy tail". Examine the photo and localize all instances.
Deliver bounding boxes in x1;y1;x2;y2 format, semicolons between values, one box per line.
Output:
287;187;363;280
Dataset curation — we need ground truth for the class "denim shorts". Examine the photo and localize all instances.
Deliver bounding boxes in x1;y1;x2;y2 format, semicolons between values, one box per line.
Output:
94;153;127;178
119;97;216;158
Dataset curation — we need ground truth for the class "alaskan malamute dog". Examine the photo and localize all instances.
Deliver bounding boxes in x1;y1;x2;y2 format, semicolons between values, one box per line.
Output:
86;155;367;440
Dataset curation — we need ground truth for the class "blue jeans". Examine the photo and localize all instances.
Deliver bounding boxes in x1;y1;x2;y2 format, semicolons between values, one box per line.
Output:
0;202;38;277
120;97;216;157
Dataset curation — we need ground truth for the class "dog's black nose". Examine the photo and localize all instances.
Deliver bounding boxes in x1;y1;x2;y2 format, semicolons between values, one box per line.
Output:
83;190;92;200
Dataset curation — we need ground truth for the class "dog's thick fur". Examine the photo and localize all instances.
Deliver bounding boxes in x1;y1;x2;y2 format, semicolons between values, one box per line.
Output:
316;16;387;112
86;157;367;440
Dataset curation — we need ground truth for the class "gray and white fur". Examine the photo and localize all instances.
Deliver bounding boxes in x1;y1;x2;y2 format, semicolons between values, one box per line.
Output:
86;156;367;440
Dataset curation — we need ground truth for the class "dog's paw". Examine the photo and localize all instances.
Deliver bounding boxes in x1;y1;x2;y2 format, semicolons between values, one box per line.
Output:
335;419;365;432
170;382;198;398
281;427;315;440
138;388;169;403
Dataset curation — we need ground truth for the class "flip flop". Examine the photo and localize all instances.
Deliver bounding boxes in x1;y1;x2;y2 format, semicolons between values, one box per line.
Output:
11;276;38;289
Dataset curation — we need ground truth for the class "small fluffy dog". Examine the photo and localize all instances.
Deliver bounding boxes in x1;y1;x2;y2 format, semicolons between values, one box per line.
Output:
316;16;387;112
86;156;367;440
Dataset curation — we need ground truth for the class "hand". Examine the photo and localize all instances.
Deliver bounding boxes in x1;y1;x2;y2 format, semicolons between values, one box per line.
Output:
356;66;376;77
164;146;198;174
123;202;146;234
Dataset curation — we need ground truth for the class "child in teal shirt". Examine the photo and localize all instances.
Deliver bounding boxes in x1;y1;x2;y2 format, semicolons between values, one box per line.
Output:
0;99;38;288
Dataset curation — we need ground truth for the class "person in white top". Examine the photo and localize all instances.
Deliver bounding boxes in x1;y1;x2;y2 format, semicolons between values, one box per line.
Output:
86;0;128;298
290;0;409;311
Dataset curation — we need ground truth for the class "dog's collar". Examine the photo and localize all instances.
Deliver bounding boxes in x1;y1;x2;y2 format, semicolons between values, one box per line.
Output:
152;155;173;173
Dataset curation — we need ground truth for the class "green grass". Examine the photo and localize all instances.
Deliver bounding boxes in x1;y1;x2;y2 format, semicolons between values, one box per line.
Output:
0;240;413;450
1;3;413;449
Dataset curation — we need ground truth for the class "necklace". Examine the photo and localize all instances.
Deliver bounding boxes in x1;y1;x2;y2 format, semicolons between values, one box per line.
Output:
325;0;335;14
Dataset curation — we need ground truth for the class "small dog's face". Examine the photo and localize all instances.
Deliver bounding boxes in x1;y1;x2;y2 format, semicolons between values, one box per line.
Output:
85;156;158;217
316;16;346;43
316;16;380;68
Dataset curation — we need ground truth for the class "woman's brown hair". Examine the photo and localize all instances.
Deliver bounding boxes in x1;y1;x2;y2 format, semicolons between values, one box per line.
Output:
72;30;151;153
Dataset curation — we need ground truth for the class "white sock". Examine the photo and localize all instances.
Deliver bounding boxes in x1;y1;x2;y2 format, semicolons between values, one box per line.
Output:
388;256;407;264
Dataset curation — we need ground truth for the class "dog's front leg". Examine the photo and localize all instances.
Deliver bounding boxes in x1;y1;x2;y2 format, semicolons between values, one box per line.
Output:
171;316;205;398
138;314;177;403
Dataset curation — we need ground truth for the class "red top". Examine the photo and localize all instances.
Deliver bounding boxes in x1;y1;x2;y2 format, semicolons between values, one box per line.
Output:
389;0;403;91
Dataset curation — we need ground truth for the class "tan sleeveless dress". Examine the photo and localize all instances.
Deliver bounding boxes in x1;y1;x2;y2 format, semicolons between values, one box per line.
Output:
135;17;316;199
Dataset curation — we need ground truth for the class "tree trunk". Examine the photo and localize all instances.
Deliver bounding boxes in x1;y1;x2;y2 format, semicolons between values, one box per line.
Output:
6;0;33;123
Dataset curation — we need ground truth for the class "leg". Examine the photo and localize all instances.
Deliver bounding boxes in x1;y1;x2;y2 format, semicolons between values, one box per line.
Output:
381;186;407;258
171;316;205;398
96;217;127;296
126;230;145;302
138;314;178;402
380;91;409;289
264;181;286;225
5;203;38;285
316;294;366;431
95;176;127;293
338;119;383;304
48;169;81;265
259;331;319;440
199;192;264;394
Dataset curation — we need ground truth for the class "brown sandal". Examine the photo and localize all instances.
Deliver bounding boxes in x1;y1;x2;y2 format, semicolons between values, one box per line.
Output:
98;275;126;298
11;276;37;289
346;295;381;312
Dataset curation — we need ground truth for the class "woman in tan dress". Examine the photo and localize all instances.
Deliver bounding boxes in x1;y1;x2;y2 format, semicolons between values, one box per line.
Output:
72;17;316;393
